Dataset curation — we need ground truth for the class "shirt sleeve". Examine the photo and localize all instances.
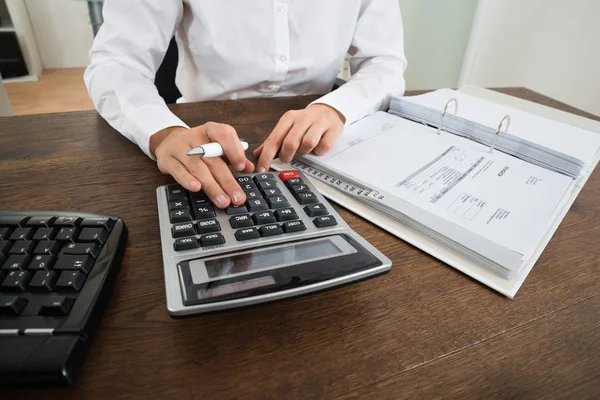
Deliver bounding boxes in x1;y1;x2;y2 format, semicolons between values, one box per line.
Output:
310;0;408;126
83;0;189;160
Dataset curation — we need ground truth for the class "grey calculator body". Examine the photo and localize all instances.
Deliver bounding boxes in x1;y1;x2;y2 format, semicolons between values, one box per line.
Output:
156;170;391;316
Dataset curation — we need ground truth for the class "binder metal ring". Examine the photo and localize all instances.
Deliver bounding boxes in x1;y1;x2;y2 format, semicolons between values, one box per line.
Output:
436;98;459;135
489;115;511;153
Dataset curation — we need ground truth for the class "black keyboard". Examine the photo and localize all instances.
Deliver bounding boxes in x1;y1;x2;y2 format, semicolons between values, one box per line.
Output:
0;210;127;385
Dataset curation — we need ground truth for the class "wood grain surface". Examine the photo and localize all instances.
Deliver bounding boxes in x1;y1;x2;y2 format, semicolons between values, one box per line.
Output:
1;89;599;399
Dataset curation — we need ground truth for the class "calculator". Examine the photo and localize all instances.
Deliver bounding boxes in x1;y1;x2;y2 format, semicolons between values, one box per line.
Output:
156;170;391;316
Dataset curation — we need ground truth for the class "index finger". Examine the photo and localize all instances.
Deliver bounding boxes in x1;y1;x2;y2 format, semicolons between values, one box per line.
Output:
203;122;248;172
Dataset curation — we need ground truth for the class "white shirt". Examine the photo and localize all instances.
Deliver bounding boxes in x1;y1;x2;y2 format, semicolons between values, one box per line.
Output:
84;0;407;159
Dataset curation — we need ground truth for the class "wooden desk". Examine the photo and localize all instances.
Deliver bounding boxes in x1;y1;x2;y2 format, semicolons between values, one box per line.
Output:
2;89;599;399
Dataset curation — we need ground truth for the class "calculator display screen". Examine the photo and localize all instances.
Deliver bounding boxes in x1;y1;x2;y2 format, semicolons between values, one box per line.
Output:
205;239;343;278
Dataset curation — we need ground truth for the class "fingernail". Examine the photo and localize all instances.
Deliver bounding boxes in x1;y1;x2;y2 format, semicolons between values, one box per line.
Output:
189;181;199;191
232;191;245;203
216;195;228;205
258;166;266;173
236;162;245;171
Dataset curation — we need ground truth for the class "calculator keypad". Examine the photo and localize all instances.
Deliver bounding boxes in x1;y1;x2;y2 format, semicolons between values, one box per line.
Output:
166;170;340;251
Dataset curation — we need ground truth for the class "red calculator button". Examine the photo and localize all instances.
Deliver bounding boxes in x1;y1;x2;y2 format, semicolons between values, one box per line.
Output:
278;170;299;182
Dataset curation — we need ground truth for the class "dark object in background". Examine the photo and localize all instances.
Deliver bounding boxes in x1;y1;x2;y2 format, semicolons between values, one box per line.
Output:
0;32;28;78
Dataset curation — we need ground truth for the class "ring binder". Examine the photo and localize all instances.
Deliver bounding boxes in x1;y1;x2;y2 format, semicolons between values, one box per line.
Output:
489;115;511;153
436;98;459;135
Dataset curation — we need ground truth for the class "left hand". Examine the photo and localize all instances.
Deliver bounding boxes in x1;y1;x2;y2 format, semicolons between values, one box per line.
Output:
254;104;345;172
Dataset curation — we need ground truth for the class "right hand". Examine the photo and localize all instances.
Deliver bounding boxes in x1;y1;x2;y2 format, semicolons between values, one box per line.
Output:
150;123;254;208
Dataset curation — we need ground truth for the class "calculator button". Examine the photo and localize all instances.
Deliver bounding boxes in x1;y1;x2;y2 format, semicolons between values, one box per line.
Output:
56;271;87;293
80;217;116;231
246;198;269;212
171;222;196;238
33;241;62;256
33;227;56;241
257;181;277;191
289;184;311;195
0;216;27;227
191;198;210;209
28;255;55;271
169;199;189;211
53;217;82;227
174;237;199;251
245;190;262;200
282;220;307;233
9;228;34;241
313;215;338;228
10;240;35;256
236;175;253;184
1;271;32;292
56;227;78;242
262;188;282;197
304;203;328;217
170;209;193;223
194;205;216;220
226;204;248;215
266;196;290;209
296;192;319;205
0;242;10;256
54;255;95;274
197;219;221;234
38;296;74;316
0;227;10;240
29;271;58;293
278;170;299;182
200;233;225;247
230;214;254;229
275;207;298;222
189;190;209;200
253;211;277;225
0;296;28;316
254;173;276;183
2;255;31;271
26;217;56;228
78;228;109;245
259;224;283;237
167;185;188;201
235;227;260;241
62;243;101;259
284;178;303;188
241;182;258;193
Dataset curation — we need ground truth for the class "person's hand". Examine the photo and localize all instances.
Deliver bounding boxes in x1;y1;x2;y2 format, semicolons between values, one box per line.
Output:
150;123;254;208
253;104;345;172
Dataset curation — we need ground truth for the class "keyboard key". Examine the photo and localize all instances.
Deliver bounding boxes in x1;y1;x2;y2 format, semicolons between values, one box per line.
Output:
262;188;282;197
0;227;10;240
62;243;101;259
257;181;277;191
290;184;311;195
189;190;208;200
170;209;193;224
296;192;319;205
169;199;189;211
245;190;262;200
229;214;254;229
10;240;36;255
0;216;27;227
38;296;75;316
78;228;109;245
259;224;283;237
236;175;253;184
313;215;338;228
28;255;55;271
33;227;56;241
171;222;196;238
53;217;82;227
33;240;62;255
54;255;94;274
253;211;277;225
254;173;276;183
304;203;328;217
55;271;86;292
266;196;290;209
80;217;116;231
56;227;78;242
275;207;298;222
235;227;260;241
26;216;56;227
282;220;307;233
246;198;269;212
2;255;31;271
167;185;188;201
196;219;221;234
29;271;58;292
0;296;28;316
174;237;199;251
284;178;304;188
194;205;216;220
226;204;248;215
278;170;299;182
200;233;225;247
0;241;11;256
240;182;258;193
1;271;32;292
9;227;34;241
191;198;210;208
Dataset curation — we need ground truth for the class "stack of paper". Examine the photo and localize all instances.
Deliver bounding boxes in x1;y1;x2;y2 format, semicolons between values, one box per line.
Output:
389;89;600;179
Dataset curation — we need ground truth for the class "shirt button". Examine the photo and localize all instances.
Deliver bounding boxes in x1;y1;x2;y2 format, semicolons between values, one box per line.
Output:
279;55;287;62
277;6;284;12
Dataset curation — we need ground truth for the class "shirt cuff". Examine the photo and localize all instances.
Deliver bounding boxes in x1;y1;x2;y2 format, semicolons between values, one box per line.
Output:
309;86;380;126
126;103;189;160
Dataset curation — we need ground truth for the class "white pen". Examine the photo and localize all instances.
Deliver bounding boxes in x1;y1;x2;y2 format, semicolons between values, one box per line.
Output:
187;139;249;157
